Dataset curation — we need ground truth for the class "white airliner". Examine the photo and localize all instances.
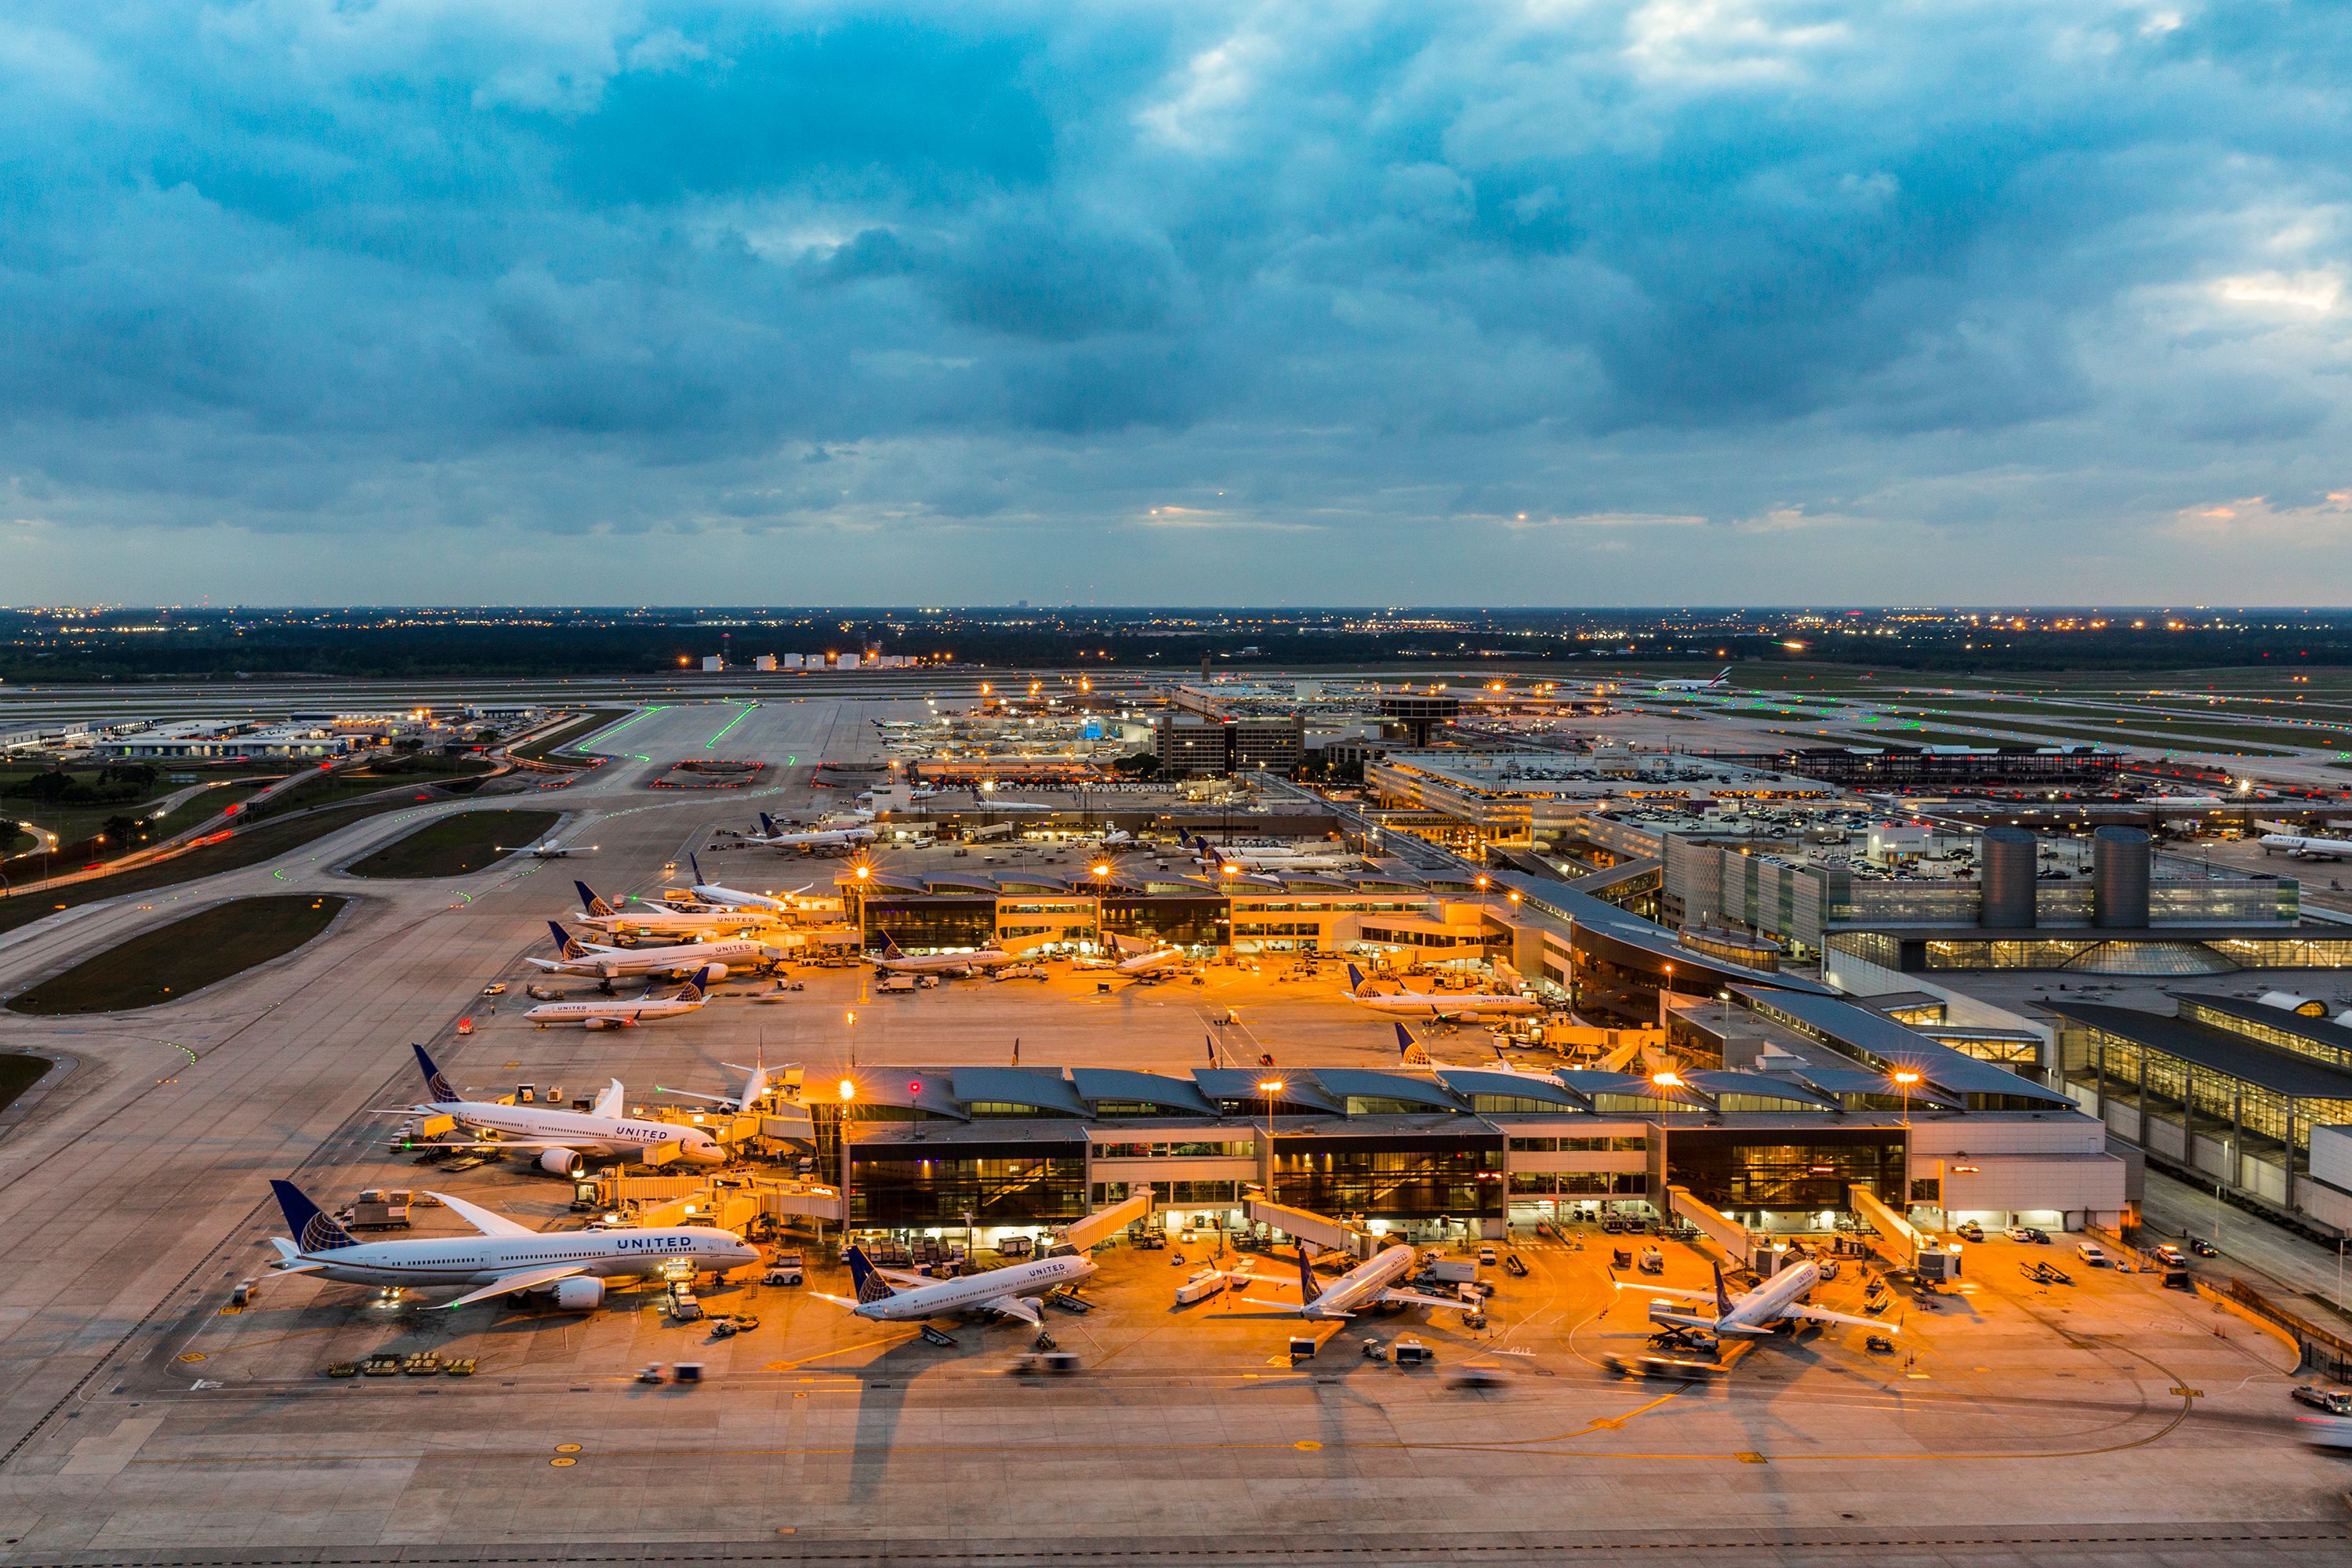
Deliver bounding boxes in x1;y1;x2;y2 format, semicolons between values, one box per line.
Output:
524;921;770;985
524;967;713;1029
1238;1242;1472;1319
1621;1258;1889;1338
265;1179;755;1311
871;932;1020;977
677;853;809;914
494;837;598;858
1655;668;1733;692
1081;932;1186;979
734;811;877;853
656;1059;785;1113
814;1244;1095;1327
390;1043;728;1175
572;881;775;940
2261;833;2352;861
1344;964;1544;1020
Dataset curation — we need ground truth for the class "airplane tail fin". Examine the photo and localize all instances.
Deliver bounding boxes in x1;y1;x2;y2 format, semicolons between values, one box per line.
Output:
845;1246;898;1305
1347;964;1367;994
1297;1243;1316;1300
759;812;779;837
1396;1022;1428;1065
1712;1261;1733;1318
671;966;713;1004
590;1079;624;1120
575;880;617;918
412;1043;460;1105
690;852;705;885
546;920;588;960
269;1179;357;1254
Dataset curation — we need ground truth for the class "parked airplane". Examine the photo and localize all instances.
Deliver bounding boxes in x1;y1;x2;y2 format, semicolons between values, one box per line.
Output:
1187;833;1349;866
731;811;877;854
494;837;598;858
524;967;714;1029
572;881;774;940
385;1044;728;1174
524;921;770;986
1619;1258;1888;1338
2261;833;2352;861
871;932;1019;978
1655;668;1733;692
1238;1241;1472;1319
812;1243;1094;1327
677;853;809;914
1083;931;1187;979
656;1059;786;1114
265;1179;755;1310
1343;964;1544;1020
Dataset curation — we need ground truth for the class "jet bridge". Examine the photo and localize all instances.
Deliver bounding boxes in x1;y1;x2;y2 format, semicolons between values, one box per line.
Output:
1057;1190;1152;1253
1849;1185;1958;1278
1665;1185;1771;1272
1243;1198;1377;1260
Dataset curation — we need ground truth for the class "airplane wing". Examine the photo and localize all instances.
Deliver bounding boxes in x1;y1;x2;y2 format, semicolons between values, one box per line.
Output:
1784;1305;1893;1331
1612;1280;1720;1305
983;1294;1043;1327
437;1265;590;1309
427;1190;535;1239
1233;1297;1314;1315
590;1080;626;1120
1374;1287;1479;1313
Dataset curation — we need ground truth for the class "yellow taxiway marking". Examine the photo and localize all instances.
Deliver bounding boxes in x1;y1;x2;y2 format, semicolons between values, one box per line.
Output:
762;1332;916;1371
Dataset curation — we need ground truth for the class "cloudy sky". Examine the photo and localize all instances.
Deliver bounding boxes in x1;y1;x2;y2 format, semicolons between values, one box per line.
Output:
2;1;2347;605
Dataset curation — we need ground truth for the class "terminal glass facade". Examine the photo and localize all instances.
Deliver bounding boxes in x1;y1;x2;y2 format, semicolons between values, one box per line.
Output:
848;1145;1089;1227
860;897;1000;952
1269;1134;1503;1219
1666;1127;1904;1213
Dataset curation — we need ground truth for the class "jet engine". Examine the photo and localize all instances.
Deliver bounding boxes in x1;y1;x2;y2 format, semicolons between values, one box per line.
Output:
550;1276;605;1311
695;963;728;983
583;1017;637;1030
539;1148;585;1177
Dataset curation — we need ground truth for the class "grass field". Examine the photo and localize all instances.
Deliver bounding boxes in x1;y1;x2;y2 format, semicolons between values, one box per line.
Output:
5;895;348;1014
343;808;562;879
0;795;427;937
0;1053;50;1114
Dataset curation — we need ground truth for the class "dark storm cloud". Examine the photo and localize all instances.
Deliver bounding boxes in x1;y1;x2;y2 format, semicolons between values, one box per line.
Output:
2;0;2350;603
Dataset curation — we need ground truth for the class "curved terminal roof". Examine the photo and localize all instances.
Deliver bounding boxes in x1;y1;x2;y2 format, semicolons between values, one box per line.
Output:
1069;1069;1219;1117
947;1066;1092;1116
1733;986;2074;1107
1434;1069;1589;1112
1308;1069;1467;1113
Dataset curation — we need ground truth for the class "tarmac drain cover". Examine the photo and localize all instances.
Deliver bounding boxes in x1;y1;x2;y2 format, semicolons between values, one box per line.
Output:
550;1457;576;1468
555;1444;583;1454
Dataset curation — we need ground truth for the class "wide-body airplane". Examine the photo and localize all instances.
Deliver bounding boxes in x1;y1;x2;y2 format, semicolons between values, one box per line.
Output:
266;1180;754;1310
1344;964;1543;1020
815;1244;1094;1327
524;967;713;1029
1239;1242;1472;1319
524;921;769;985
1622;1258;1888;1338
572;881;774;940
2261;833;2352;861
1655;668;1733;692
388;1044;727;1174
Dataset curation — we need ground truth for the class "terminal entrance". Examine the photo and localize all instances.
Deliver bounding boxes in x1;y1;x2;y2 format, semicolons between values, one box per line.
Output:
1664;1127;1904;1218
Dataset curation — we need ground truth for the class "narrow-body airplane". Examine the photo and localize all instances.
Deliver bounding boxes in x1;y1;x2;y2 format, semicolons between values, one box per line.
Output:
495;837;598;858
731;812;877;853
265;1180;753;1310
573;881;774;940
2261;833;2352;861
676;853;808;913
1621;1259;1888;1338
814;1244;1094;1327
871;933;1019;977
524;967;713;1029
1344;964;1543;1020
524;921;769;985
387;1043;727;1174
1238;1242;1472;1319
